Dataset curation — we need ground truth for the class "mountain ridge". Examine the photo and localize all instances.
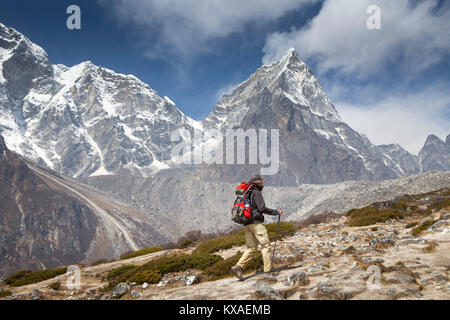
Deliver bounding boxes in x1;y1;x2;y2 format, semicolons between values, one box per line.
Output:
0;22;448;185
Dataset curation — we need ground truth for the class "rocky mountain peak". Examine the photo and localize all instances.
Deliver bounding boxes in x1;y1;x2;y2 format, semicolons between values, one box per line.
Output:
446;134;450;146
418;134;450;172
424;134;444;146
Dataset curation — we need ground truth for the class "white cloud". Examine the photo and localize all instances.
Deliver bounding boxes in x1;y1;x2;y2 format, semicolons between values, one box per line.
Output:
334;84;450;155
214;82;240;102
98;0;318;59
262;0;450;77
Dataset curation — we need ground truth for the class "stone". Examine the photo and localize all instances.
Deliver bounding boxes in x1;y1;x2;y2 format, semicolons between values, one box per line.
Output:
253;282;284;300
130;290;142;298
394;272;417;284
421;273;448;285
311;286;349;300
285;272;309;287
362;257;384;264
406;288;423;298
427;220;446;231
30;288;40;300
369;236;395;247
142;282;149;289
112;283;130;298
184;275;200;286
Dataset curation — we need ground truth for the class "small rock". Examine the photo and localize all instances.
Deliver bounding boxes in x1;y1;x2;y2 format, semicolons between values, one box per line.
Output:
285;272;309;287
129;282;137;288
362;257;384;264
184;275;200;286
130;290;142;298
142;282;149;289
30;288;40;300
369;236;395;247
49;289;57;295
394;272;417;284
318;280;334;288
112;283;130;298
100;294;110;300
383;288;397;296
406;288;422;298
253;282;284;300
86;289;96;296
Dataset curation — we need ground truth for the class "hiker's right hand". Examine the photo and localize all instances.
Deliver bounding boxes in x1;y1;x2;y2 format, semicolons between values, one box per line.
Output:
278;209;283;216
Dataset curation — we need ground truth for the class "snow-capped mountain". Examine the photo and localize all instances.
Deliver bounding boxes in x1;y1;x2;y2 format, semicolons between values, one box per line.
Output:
201;49;418;184
377;144;420;175
0;23;448;185
0;23;201;178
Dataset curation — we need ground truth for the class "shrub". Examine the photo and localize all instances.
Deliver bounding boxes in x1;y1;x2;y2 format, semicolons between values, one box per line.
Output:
120;247;163;260
0;290;12;298
193;222;295;256
405;222;419;229
106;265;138;282
300;211;343;227
179;239;194;249
48;281;61;291
105;253;223;290
127;270;162;284
5;267;68;287
411;220;438;236
193;230;246;256
202;251;263;280
90;259;109;266
346;206;405;227
139;253;223;275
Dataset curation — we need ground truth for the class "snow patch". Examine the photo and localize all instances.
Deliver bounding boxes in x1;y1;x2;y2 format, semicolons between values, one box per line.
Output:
164;96;176;105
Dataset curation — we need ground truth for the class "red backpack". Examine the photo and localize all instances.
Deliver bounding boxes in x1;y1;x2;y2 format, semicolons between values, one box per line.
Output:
231;182;254;225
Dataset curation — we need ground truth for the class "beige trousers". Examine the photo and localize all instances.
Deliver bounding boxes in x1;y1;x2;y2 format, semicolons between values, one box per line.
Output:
236;223;272;273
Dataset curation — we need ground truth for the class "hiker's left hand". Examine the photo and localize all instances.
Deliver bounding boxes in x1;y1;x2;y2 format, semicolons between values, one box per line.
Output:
278;209;283;216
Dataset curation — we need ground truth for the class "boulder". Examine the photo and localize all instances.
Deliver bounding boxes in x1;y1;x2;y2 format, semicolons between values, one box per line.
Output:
30;288;40;300
184;275;200;286
285;272;309;287
253;282;284;300
112;283;130;298
130;290;142;298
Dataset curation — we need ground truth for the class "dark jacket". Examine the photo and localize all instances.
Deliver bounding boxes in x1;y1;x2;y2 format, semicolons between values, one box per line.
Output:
246;185;277;225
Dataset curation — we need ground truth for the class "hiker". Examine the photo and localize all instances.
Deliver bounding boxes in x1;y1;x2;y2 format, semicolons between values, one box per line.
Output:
231;174;283;281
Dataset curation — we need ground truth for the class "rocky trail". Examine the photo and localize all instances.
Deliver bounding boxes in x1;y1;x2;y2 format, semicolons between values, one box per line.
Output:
1;204;449;300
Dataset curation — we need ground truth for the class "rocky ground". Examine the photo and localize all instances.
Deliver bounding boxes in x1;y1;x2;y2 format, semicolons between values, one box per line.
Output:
1;205;449;300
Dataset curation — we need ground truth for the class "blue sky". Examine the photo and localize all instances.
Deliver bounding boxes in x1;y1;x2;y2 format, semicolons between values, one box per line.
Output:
1;0;449;154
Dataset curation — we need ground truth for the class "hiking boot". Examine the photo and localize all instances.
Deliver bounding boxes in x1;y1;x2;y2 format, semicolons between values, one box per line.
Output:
231;266;244;281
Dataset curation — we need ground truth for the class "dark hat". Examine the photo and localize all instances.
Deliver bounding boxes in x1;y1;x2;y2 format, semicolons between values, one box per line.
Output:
249;174;265;184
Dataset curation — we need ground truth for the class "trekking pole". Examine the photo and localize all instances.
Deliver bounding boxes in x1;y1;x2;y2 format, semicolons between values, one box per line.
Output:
271;214;281;268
